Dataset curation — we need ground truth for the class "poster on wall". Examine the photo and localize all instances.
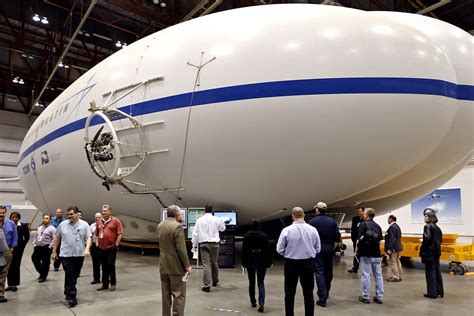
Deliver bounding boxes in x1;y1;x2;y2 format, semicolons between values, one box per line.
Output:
411;188;462;223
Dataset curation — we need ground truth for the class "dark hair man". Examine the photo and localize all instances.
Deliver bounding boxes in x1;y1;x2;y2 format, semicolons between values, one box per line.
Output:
385;215;403;282
32;214;56;282
52;206;91;307
191;204;226;292
356;208;384;304
158;205;192;316
277;207;321;316
348;207;364;273
0;205;17;303
51;208;65;272
308;202;341;307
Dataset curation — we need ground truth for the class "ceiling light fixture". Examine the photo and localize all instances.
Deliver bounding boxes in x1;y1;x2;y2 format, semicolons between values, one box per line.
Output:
58;61;64;67
41;17;49;24
12;76;24;84
32;14;40;22
115;41;122;47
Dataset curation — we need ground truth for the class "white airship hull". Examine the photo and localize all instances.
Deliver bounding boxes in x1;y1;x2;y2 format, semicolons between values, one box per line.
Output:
17;4;473;227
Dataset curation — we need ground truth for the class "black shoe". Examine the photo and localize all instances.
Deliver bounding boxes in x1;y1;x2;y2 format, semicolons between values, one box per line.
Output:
91;280;100;285
0;296;7;303
373;297;383;304
5;287;13;292
251;303;257;308
424;294;437;299
348;268;358;273
12;286;17;292
316;301;326;307
359;296;370;304
201;287;210;293
38;278;46;283
212;280;219;287
68;298;78;307
258;305;264;313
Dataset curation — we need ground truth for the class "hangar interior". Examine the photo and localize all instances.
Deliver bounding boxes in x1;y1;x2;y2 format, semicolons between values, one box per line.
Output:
0;0;473;315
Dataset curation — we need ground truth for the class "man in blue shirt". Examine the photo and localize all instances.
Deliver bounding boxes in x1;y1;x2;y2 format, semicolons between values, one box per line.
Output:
52;206;91;307
277;207;321;316
308;202;341;308
0;205;18;302
51;209;65;271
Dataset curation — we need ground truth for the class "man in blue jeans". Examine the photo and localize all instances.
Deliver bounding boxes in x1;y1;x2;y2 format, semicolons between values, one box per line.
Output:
356;208;384;304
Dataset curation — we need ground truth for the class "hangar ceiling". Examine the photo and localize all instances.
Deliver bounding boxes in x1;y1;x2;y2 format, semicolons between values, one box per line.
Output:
0;0;473;115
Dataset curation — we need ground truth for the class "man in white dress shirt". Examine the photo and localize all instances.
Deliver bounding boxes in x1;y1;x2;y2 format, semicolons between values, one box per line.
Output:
191;205;226;292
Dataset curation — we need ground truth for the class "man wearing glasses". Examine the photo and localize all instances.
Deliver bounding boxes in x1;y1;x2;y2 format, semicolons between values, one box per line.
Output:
96;205;123;292
52;206;91;307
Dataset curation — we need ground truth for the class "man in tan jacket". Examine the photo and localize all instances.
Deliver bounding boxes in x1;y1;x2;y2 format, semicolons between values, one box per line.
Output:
158;205;192;316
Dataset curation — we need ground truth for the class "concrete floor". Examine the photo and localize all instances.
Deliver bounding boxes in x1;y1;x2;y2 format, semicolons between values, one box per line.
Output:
2;242;473;316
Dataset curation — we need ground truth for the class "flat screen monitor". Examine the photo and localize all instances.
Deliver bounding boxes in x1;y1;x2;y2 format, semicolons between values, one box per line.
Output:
213;211;237;228
188;208;206;224
161;207;187;229
187;223;195;239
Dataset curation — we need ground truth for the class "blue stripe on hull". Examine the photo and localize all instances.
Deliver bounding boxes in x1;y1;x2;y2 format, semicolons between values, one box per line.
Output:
18;77;474;164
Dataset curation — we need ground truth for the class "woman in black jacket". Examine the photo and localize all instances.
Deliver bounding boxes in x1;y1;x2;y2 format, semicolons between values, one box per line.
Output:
6;212;30;291
419;209;444;299
242;220;272;313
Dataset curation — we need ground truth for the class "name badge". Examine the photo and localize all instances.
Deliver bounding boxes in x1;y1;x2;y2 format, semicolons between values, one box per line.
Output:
75;234;80;241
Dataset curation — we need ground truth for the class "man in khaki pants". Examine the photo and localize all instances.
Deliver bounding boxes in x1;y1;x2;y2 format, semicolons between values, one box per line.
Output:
191;205;226;292
158;205;192;316
385;215;403;282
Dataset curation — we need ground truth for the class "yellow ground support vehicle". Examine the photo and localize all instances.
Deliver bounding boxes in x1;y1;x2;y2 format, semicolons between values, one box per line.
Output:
382;234;474;275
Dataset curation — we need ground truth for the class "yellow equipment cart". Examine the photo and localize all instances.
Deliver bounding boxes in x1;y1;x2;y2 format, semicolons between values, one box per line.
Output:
381;234;474;275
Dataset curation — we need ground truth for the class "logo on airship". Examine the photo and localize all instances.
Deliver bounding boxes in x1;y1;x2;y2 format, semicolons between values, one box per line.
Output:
41;151;50;165
30;156;36;173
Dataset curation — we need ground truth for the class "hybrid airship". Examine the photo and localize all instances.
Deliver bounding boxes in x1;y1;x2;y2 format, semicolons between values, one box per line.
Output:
17;4;473;240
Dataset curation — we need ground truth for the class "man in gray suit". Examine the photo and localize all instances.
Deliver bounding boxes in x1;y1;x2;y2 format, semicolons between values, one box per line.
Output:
385;215;403;282
158;205;192;316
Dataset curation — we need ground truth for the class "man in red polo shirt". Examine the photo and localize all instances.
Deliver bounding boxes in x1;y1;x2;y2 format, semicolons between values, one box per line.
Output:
96;205;123;291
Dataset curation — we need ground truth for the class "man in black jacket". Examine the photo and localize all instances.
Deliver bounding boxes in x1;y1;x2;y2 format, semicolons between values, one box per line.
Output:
348;207;364;273
385;215;403;282
242;220;272;313
356;208;384;304
308;202;341;308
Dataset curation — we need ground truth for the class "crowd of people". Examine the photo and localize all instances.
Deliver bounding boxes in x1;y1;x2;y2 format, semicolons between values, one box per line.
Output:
0;203;445;315
0;204;123;307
